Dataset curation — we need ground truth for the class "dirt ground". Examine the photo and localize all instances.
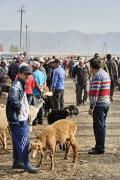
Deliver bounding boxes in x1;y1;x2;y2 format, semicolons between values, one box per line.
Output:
0;80;120;180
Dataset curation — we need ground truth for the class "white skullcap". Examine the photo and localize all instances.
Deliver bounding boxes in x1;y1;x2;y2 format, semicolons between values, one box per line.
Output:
32;61;40;68
1;59;7;65
46;59;54;64
39;57;45;63
19;62;29;68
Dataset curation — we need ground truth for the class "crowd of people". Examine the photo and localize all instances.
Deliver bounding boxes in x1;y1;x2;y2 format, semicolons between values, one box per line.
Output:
0;53;120;173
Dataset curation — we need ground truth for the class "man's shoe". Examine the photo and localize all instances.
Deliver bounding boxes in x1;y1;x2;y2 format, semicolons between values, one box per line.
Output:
12;162;24;169
24;163;39;173
88;149;104;155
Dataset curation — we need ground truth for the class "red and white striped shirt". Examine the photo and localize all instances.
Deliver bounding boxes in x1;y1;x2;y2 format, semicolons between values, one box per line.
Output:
89;69;111;109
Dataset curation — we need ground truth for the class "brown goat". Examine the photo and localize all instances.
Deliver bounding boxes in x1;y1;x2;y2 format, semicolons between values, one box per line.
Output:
29;119;77;170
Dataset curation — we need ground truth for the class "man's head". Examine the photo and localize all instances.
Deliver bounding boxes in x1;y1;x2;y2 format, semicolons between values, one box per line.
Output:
79;58;85;67
90;58;101;73
52;59;60;69
94;53;100;59
1;59;7;67
39;58;45;67
18;65;32;82
31;61;40;71
106;54;112;60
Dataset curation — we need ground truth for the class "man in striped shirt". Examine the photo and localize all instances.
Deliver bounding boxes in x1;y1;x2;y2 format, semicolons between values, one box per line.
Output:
88;58;111;154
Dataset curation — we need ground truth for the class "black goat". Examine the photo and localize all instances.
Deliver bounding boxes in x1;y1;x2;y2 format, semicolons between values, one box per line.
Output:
47;105;79;125
64;105;79;116
43;95;53;117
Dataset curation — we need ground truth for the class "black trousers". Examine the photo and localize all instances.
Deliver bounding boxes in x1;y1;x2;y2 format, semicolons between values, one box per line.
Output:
76;84;88;105
93;106;109;152
110;77;115;98
53;89;64;110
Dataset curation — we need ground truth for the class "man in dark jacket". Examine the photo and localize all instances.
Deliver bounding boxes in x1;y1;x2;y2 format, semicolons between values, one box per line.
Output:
8;58;21;83
6;66;38;173
72;58;89;106
106;54;118;101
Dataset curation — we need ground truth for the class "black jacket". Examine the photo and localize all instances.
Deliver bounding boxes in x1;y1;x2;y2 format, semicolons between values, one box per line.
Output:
72;65;89;86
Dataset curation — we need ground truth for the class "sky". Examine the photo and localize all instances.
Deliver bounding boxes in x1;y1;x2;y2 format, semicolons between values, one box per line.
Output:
0;0;120;33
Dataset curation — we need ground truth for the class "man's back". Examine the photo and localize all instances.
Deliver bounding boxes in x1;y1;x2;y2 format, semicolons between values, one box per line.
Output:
33;69;46;96
106;59;117;77
52;65;65;90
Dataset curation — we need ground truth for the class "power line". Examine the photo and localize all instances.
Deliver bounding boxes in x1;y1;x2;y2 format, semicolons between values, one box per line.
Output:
102;42;107;57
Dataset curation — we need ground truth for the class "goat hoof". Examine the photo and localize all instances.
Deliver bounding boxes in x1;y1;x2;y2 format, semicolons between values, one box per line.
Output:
72;160;76;163
36;164;41;168
51;166;54;171
64;157;69;160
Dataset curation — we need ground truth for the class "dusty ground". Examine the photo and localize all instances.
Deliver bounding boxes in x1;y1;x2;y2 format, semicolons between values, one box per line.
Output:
0;80;120;180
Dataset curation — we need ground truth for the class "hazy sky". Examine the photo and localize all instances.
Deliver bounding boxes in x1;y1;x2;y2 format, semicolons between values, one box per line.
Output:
0;0;120;33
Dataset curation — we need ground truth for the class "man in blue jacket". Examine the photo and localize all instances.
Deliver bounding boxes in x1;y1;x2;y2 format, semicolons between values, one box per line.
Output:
6;66;38;173
52;59;65;110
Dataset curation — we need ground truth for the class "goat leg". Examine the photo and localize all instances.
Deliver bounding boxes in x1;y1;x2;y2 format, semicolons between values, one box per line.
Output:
50;151;54;171
2;130;7;149
64;141;70;160
71;144;77;163
37;153;43;167
70;138;77;163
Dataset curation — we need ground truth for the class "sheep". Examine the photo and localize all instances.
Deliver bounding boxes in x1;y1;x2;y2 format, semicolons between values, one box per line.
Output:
29;119;77;170
0;104;8;149
29;99;44;132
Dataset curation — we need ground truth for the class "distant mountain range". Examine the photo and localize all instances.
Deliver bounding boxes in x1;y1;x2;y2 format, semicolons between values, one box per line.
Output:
0;30;120;55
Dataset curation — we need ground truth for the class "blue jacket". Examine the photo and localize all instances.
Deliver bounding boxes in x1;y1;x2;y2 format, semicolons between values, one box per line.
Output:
52;65;65;90
6;79;29;125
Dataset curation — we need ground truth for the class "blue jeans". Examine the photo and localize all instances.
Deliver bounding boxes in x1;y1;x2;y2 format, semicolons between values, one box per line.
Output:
93;106;109;152
10;121;29;168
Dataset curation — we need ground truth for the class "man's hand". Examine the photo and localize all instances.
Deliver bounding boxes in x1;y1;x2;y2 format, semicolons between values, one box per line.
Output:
88;108;93;115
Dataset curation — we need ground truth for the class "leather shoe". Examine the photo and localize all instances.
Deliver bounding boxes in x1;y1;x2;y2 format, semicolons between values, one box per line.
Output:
88;149;104;155
12;162;24;169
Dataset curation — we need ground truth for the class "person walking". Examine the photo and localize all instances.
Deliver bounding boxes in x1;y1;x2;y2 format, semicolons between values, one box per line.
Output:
72;58;89;106
6;66;38;173
52;59;65;110
88;58;111;154
0;59;8;89
106;54;118;101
